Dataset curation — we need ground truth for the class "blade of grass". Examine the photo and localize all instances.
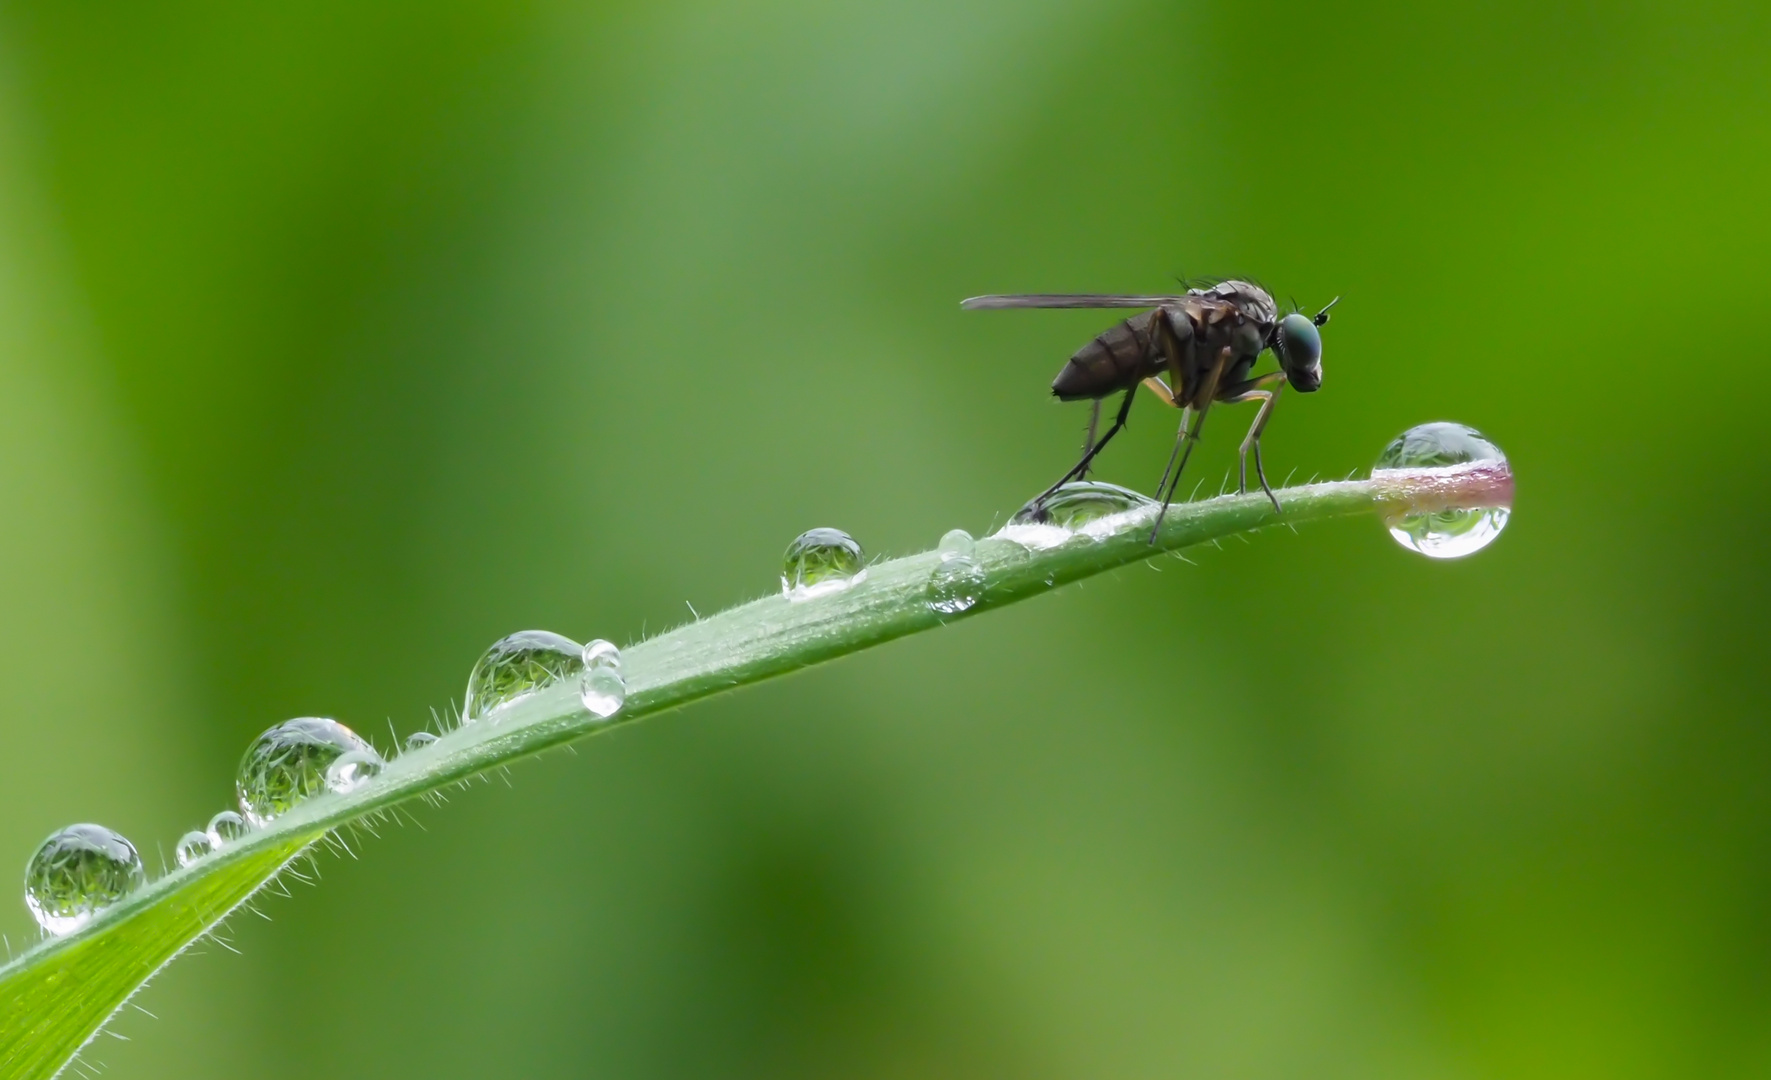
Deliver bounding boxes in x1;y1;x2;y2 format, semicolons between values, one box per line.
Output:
0;463;1511;1080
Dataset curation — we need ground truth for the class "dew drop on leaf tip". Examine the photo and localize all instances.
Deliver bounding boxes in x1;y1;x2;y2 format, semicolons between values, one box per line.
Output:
235;717;381;826
464;630;585;722
24;823;145;935
781;528;866;601
1373;421;1511;559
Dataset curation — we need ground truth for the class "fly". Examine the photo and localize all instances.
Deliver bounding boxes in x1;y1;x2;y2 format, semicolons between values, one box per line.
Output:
962;280;1337;540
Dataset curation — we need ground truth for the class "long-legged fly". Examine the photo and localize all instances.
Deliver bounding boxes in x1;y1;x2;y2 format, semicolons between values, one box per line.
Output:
962;280;1337;538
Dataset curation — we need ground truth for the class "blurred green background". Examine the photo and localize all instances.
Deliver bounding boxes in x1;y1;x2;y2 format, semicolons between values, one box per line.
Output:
2;1;1768;1077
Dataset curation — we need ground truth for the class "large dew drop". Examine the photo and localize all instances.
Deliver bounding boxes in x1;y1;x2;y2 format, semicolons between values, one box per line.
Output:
1012;481;1154;527
997;481;1157;551
781;528;866;601
464;630;585;722
579;639;626;719
236;717;382;826
24;823;146;935
927;529;986;615
1373;422;1511;559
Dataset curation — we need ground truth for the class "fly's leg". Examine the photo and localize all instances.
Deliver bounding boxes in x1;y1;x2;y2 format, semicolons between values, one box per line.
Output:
1148;346;1231;545
1220;372;1287;513
1036;311;1186;511
1152;415;1192;516
1079;400;1102;469
1146;310;1196;514
1151;405;1191;499
1139;376;1179;408
1138;376;1188;496
1033;385;1137;510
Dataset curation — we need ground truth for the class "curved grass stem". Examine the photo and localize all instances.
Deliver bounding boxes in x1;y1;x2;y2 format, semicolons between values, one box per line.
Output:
0;463;1511;1080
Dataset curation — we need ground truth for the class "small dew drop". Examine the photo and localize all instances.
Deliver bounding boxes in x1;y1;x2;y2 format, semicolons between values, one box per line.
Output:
174;830;214;868
937;528;976;557
579;639;626;719
927;554;986;615
206;810;249;846
464;630;585;722
925;529;985;615
236;717;380;826
404;731;440;753
24;824;146;935
1373;421;1511;559
325;750;385;794
781;528;866;601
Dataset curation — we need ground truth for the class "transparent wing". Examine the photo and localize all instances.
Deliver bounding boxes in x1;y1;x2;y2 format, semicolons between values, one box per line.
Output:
960;294;1185;310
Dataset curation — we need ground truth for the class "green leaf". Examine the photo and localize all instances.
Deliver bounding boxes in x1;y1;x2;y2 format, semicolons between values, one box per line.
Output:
0;464;1510;1080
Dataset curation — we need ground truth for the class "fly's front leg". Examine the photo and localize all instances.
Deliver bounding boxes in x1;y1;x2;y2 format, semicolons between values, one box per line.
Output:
1081;400;1101;462
1219;372;1287;512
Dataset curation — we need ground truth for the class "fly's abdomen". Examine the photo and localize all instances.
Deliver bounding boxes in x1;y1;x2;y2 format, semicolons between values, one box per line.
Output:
1050;310;1162;400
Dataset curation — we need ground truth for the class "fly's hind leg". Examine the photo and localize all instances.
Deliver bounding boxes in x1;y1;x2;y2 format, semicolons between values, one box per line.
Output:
1079;400;1102;467
1034;385;1137;510
1221;373;1287;513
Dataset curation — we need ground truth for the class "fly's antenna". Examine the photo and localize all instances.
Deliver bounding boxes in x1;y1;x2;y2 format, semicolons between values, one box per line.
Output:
1313;296;1341;327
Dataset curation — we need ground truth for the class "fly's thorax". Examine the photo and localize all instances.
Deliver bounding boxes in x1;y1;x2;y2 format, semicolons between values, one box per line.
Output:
1229;320;1266;359
1191;280;1279;328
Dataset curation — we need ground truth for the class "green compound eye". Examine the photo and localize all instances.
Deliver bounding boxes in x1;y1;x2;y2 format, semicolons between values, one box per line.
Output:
1276;313;1323;391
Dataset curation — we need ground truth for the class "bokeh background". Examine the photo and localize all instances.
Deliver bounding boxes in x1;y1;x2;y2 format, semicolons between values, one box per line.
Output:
2;2;1768;1077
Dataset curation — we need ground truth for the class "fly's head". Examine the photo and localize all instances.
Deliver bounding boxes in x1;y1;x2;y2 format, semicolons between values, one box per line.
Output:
1273;297;1337;393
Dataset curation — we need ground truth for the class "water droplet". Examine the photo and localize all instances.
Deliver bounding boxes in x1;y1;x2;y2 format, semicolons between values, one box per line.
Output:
24;824;145;935
206;810;249;846
1373;422;1511;559
781;528;866;601
995;481;1157;550
404;731;440;753
579;639;626;719
1013;481;1155;527
924;529;985;615
927;555;986;615
937;528;976;557
174;830;214;868
325;750;384;794
236;717;380;826
464;630;585;722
